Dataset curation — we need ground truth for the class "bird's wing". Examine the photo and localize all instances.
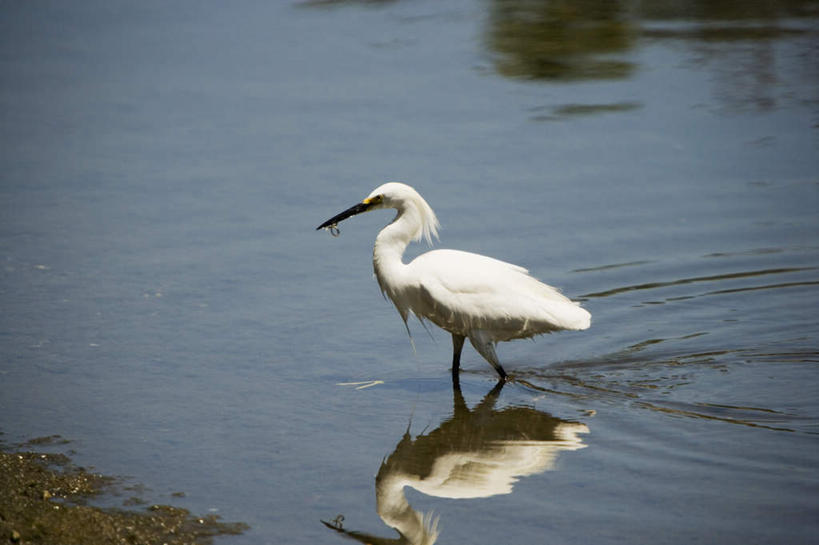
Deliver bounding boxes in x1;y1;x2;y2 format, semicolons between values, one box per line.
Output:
407;250;590;340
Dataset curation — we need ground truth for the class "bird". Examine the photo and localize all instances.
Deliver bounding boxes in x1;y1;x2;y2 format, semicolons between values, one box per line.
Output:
316;182;590;381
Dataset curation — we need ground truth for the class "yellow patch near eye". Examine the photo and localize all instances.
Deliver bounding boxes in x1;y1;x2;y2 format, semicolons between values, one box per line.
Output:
363;195;382;205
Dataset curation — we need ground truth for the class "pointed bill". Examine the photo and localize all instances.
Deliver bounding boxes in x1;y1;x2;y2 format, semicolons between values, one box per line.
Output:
316;201;373;231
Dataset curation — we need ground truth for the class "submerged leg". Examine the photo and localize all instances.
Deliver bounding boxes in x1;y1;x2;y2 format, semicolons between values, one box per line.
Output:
468;331;508;380
451;333;465;387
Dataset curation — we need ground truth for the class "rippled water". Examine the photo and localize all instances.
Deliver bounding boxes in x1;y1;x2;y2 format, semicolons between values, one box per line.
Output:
1;1;818;544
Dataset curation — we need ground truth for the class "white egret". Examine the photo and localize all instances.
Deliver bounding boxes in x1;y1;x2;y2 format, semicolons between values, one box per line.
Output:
317;183;591;380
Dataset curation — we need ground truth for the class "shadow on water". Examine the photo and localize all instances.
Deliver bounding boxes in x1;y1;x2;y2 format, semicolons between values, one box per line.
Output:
321;381;589;544
486;0;639;82
485;0;818;80
484;0;819;117
299;0;819;118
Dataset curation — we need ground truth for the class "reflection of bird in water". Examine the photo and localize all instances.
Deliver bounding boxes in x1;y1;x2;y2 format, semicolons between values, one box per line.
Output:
322;381;589;544
317;183;591;381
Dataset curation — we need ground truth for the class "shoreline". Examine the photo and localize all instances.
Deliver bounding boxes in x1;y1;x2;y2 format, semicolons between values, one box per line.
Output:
0;436;248;545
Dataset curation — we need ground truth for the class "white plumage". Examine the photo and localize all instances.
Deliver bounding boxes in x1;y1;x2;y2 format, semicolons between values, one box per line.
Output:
317;182;590;380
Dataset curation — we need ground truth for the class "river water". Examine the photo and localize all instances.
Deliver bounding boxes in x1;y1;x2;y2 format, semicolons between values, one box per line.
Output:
1;1;818;544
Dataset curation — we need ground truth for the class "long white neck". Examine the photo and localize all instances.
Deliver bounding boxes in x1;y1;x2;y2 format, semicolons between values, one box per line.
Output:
372;206;421;297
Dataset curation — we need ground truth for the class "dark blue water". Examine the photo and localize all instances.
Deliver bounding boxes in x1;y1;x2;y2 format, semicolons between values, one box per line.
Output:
2;1;818;544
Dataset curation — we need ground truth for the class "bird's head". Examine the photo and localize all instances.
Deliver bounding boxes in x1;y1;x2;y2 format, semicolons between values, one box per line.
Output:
317;182;439;244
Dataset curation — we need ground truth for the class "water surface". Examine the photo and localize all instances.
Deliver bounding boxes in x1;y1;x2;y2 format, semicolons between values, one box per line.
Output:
1;1;817;544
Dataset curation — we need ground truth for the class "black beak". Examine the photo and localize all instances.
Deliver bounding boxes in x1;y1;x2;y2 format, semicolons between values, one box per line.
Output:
316;201;372;230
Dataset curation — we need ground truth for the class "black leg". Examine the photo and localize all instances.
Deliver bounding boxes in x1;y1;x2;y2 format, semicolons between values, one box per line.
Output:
451;333;465;388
